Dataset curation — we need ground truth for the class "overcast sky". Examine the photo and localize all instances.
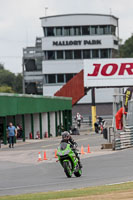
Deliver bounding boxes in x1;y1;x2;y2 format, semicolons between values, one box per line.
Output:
0;0;133;73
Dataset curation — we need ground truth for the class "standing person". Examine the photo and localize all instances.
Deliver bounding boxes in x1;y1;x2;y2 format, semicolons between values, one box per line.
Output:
115;107;127;130
8;122;17;148
16;124;23;138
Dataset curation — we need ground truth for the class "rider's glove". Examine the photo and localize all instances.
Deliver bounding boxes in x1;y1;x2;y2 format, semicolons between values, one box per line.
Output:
74;142;78;148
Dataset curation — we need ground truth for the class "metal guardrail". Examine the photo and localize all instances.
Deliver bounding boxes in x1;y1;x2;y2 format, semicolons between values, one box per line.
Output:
112;100;133;150
114;126;133;150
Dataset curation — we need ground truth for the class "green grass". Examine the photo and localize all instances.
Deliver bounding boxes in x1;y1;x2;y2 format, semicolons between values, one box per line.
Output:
0;182;133;200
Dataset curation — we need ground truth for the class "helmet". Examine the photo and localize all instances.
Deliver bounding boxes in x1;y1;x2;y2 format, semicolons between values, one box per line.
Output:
61;131;70;141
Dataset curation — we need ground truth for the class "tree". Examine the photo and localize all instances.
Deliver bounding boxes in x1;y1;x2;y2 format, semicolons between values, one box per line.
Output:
0;85;14;93
14;73;23;93
120;35;133;57
0;69;16;88
0;63;4;70
0;63;23;93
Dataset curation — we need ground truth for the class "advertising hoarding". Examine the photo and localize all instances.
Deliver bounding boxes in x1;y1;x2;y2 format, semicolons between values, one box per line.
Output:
84;58;133;87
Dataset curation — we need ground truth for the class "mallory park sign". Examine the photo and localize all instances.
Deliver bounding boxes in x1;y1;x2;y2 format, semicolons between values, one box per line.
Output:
84;58;133;87
53;40;101;46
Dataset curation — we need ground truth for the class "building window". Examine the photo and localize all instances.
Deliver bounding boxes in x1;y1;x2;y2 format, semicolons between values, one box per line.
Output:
47;27;55;36
101;49;109;58
65;50;73;59
45;74;76;84
44;51;47;60
43;28;47;36
47;51;55;60
44;75;48;84
57;51;64;59
57;74;64;83
91;26;98;35
74;26;81;35
44;24;117;37
111;25;116;35
48;74;56;83
66;74;73;82
64;27;73;36
83;50;90;59
56;27;62;36
114;40;118;45
92;49;99;58
112;49;118;58
74;50;81;59
99;25;109;35
82;26;90;35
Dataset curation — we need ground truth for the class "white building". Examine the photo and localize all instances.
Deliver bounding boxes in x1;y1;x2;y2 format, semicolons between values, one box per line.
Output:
40;14;119;105
23;13;119;116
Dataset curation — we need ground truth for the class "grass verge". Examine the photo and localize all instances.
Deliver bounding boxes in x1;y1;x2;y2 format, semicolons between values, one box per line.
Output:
0;182;133;200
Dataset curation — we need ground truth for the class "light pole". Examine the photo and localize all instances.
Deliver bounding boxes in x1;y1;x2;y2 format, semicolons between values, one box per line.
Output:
22;57;25;94
45;7;48;18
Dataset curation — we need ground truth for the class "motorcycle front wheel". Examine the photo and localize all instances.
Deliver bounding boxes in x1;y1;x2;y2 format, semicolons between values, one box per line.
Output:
63;161;72;178
74;166;82;177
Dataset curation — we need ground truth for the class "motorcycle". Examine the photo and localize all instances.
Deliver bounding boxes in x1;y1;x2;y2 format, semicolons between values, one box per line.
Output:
57;142;82;178
77;120;81;129
94;120;105;134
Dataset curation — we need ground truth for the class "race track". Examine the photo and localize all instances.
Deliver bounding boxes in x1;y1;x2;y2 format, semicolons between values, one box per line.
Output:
0;134;133;196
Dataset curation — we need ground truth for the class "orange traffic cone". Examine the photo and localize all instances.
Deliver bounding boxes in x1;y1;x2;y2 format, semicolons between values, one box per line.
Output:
81;145;85;155
87;144;91;153
43;151;48;160
55;149;58;158
38;152;42;161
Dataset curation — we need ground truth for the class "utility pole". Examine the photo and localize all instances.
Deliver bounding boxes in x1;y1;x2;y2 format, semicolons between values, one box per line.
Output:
45;7;48;19
22;57;25;94
91;88;96;131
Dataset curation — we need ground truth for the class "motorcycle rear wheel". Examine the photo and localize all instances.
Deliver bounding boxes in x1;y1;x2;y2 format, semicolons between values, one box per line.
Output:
63;161;72;178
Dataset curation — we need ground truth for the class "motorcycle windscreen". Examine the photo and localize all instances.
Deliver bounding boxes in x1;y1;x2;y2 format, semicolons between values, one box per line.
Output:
60;142;68;150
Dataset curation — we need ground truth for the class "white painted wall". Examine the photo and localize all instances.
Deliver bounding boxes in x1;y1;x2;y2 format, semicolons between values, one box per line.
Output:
25;114;31;139
61;111;63;125
24;76;43;81
41;14;118;27
43;84;115;103
33;113;40;138
43;85;62;96
57;111;60;126
42;60;83;74
42;35;118;51
50;112;56;137
42;112;48;138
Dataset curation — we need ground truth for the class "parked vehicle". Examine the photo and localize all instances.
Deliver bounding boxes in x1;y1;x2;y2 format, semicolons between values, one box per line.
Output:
57;142;82;178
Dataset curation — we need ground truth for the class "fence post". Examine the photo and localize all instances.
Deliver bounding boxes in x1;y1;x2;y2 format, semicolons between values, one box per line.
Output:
22;114;25;142
39;113;42;139
3;117;7;145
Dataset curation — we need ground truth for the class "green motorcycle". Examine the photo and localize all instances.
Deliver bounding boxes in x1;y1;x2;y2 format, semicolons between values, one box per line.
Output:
57;142;82;178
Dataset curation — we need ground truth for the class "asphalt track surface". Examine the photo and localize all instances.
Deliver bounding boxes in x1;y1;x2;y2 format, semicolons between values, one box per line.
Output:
0;133;133;196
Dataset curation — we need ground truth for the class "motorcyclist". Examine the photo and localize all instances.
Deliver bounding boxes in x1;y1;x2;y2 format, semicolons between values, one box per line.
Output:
75;113;83;129
94;116;105;134
61;131;82;168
